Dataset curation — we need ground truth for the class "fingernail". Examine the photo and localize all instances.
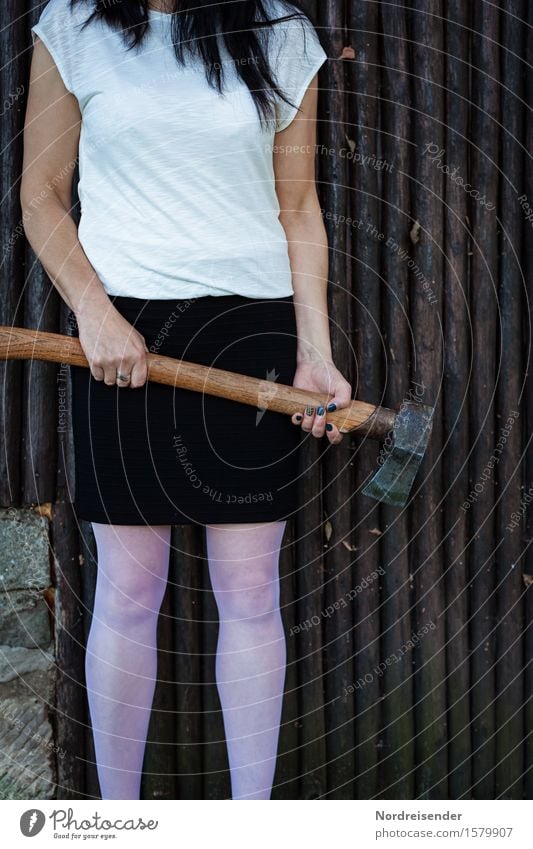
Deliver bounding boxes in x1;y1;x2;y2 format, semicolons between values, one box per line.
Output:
327;402;337;412
326;423;333;432
295;414;303;421
305;406;314;416
317;406;325;416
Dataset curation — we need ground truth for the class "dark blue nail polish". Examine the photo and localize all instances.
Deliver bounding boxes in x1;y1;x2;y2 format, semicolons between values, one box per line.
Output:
317;406;325;416
327;402;337;412
326;423;333;432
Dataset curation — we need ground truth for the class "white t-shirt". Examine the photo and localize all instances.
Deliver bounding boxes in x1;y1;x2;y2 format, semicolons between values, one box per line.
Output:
31;0;327;300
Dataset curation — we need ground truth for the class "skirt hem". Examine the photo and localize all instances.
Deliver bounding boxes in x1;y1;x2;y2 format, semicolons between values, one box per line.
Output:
73;503;297;526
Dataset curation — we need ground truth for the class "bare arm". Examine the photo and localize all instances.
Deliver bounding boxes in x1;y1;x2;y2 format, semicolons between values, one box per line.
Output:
273;76;351;443
273;78;331;366
21;38;148;388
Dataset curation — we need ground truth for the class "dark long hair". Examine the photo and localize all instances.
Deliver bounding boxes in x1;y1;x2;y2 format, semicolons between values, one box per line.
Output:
70;0;321;126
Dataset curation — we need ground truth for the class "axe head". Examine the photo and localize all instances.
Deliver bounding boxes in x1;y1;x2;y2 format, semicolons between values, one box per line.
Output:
361;401;434;507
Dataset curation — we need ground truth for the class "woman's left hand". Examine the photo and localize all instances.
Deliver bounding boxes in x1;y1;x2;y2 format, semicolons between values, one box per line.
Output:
291;360;352;444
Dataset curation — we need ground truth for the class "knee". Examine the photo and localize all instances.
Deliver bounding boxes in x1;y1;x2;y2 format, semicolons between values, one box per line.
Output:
96;573;167;624
216;580;280;626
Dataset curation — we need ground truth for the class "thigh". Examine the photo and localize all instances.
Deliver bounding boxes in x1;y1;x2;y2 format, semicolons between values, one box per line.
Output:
204;521;287;583
91;522;172;592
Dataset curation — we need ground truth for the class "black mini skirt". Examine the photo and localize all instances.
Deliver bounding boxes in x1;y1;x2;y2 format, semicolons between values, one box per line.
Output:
69;293;303;526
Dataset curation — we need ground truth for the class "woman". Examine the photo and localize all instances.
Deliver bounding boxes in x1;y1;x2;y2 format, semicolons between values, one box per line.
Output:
21;0;351;800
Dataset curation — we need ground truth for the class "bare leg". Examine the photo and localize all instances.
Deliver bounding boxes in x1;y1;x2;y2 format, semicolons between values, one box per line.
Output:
205;520;287;800
86;522;171;799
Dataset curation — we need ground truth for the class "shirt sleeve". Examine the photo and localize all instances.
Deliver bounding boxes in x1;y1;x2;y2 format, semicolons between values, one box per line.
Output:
31;0;78;95
270;11;328;132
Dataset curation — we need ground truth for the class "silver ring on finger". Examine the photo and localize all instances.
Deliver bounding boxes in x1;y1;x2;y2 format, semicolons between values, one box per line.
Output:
116;371;131;385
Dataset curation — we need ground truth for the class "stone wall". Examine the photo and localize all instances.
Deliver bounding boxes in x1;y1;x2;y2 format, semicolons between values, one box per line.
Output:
0;508;56;798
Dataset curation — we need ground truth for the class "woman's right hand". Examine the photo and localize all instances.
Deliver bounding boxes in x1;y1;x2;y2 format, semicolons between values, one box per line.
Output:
76;301;148;388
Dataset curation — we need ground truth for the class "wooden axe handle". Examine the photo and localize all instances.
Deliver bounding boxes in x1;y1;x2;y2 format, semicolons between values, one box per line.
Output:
0;326;396;437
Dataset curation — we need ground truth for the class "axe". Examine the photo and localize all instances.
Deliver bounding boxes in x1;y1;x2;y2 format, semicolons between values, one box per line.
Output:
0;326;434;507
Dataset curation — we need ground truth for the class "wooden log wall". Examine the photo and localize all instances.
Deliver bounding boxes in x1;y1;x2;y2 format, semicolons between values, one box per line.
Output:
0;0;531;799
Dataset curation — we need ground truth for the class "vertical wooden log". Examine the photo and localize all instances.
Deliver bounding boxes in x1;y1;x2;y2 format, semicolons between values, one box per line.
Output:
51;500;86;798
441;0;472;799
318;0;357;800
407;0;448;798
345;0;384;800
293;446;327;798
273;518;301;799
201;533;231;799
468;0;501;799
301;0;318;19
142;574;177;800
376;0;416;799
0;0;27;505
493;0;526;800
515;3;533;799
172;525;203;799
78;520;99;799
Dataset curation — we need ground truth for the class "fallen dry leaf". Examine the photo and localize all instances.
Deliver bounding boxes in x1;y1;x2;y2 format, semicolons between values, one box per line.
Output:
345;135;356;153
410;220;421;244
33;502;53;520
340;46;356;60
324;520;333;541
